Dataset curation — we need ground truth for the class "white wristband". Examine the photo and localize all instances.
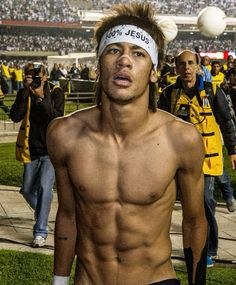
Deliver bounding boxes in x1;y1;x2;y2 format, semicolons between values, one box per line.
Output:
52;275;70;285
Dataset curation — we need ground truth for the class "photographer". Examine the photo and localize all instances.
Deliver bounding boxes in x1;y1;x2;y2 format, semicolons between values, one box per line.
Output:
10;62;64;248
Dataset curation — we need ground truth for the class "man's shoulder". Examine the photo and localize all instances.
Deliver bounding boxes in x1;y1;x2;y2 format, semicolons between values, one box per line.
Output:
48;106;99;135
47;106;100;153
156;110;202;145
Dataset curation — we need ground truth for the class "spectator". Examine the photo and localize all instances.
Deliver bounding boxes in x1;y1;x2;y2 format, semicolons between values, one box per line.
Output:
1;61;12;94
225;59;236;115
8;62;16;93
161;54;174;77
69;63;80;79
211;61;225;87
201;55;212;72
59;64;68;78
80;63;89;80
50;63;65;86
14;64;24;91
222;55;234;73
88;65;97;81
211;60;236;213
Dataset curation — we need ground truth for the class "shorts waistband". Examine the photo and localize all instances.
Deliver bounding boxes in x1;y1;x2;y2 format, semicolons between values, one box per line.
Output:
149;279;180;285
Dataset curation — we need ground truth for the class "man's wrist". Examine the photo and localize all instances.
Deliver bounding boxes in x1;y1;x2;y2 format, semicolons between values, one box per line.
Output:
52;275;70;285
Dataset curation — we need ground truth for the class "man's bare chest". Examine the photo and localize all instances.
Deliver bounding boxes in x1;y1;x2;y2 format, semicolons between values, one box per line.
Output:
67;138;177;205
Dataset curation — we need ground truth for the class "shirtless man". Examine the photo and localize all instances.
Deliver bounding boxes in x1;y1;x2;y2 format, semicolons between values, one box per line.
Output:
47;3;207;285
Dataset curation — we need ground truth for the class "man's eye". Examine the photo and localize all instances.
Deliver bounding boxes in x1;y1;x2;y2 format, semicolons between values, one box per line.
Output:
134;51;145;57
108;48;120;54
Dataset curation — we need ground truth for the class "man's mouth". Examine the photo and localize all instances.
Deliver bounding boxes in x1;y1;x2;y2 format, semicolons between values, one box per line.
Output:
184;73;191;77
113;73;132;86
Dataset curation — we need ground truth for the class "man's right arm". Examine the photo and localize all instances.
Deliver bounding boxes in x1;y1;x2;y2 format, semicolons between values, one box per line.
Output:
47;118;77;283
173;121;207;285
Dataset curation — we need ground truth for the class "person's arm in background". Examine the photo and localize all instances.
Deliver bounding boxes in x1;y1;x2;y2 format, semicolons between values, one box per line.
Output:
175;122;207;285
213;86;236;169
158;84;173;112
47;117;77;285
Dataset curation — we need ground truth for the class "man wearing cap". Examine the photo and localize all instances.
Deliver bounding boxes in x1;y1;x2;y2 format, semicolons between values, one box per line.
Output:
47;3;207;285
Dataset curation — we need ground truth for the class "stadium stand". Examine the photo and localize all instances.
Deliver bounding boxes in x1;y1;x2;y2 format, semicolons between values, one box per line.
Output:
0;0;235;61
85;0;235;16
0;0;79;22
0;0;235;20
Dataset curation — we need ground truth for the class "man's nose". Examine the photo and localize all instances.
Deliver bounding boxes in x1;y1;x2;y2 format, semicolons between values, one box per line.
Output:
183;62;191;70
116;54;132;69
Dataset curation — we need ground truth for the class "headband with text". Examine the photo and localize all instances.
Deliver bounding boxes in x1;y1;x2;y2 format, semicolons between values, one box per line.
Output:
98;25;158;69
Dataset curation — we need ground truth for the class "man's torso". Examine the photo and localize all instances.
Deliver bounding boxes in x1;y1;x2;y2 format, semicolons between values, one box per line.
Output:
62;108;182;284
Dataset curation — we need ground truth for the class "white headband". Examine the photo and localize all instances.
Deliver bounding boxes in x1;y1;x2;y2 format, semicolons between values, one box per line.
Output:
98;25;158;69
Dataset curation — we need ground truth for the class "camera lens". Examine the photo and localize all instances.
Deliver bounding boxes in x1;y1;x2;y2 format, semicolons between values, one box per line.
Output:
32;77;41;88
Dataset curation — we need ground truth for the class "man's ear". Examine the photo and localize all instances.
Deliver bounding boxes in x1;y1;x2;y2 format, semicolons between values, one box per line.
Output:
150;69;158;83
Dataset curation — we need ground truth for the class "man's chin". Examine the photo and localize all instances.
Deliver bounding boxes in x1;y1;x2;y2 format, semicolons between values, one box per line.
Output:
103;89;136;104
106;94;135;105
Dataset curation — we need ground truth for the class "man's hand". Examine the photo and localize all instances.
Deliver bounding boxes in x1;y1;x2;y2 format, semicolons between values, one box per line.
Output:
23;75;33;88
229;154;236;170
23;74;46;99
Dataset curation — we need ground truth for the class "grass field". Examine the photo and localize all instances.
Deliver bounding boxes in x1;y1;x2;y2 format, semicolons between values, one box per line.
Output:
0;250;235;285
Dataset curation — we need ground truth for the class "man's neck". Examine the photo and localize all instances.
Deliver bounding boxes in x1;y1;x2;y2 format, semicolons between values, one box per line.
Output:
101;95;150;142
181;80;196;90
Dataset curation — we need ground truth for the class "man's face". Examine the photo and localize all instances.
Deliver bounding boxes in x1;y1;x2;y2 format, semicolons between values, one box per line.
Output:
99;42;157;105
202;56;210;66
176;51;198;88
24;68;46;88
211;63;221;76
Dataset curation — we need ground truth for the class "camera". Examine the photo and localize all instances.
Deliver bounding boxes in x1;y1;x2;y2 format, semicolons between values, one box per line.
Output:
31;66;42;88
176;104;190;121
31;76;41;89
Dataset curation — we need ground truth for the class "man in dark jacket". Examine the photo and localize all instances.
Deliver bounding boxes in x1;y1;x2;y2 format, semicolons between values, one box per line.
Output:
10;62;64;248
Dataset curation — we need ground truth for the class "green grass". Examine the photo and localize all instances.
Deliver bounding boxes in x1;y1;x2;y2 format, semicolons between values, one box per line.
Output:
0;142;23;186
0;250;235;285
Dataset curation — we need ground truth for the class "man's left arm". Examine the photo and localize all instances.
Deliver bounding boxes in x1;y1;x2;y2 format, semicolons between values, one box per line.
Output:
176;124;208;285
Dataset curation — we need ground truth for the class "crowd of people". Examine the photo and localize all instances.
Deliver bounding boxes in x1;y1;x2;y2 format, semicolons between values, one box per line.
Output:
1;0;235;19
91;0;236;16
0;30;235;55
0;0;235;55
0;0;79;22
0;59;98;97
167;38;235;55
0;31;94;53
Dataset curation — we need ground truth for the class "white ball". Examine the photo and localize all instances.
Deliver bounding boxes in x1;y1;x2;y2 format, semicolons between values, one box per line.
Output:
157;17;178;43
197;7;226;37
